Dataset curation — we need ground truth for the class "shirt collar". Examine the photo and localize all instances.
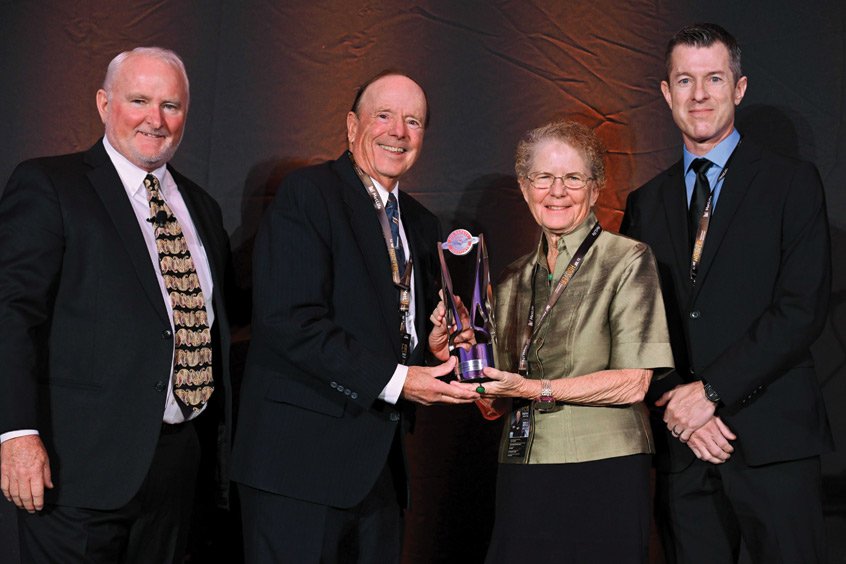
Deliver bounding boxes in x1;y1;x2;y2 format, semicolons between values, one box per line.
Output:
683;128;741;174
102;135;169;198
369;175;401;212
534;211;598;268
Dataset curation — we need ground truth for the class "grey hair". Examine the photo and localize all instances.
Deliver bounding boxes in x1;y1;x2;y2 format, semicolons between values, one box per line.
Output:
102;47;190;104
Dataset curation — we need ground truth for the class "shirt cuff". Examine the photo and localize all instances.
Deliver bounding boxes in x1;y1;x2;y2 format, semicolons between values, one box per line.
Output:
0;430;39;444
378;364;408;405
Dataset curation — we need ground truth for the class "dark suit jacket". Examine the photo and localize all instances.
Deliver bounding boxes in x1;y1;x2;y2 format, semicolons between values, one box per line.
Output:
230;152;441;509
621;137;833;472
0;139;233;510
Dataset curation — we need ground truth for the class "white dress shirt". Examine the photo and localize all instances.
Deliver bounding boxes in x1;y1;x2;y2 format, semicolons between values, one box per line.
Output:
370;177;416;405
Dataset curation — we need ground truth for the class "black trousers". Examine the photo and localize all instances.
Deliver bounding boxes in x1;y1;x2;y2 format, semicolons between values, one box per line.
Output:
655;451;827;564
18;421;201;564
239;437;406;564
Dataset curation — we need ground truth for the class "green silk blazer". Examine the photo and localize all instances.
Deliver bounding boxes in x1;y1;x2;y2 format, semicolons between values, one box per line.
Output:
494;214;674;464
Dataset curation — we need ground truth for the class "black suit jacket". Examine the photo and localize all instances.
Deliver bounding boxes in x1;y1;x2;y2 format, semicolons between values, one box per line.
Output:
621;137;833;471
0;139;233;509
230;152;441;509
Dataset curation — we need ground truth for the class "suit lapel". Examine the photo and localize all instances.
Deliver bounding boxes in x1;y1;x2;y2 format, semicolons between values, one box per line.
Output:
172;168;229;329
660;160;692;290
692;140;761;295
335;155;402;355
84;141;169;325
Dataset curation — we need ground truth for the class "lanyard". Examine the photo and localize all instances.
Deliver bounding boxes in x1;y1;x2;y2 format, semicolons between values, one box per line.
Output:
348;152;413;362
517;221;602;375
689;140;741;282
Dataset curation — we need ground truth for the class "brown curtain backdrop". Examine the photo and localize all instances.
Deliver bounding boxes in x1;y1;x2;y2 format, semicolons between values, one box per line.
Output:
1;1;844;562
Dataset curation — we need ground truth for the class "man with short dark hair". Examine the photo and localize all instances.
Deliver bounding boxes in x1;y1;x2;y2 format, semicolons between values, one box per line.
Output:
231;70;479;563
0;47;232;563
622;23;832;563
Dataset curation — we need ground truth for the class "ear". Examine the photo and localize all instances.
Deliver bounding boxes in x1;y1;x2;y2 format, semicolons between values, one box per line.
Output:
660;81;673;110
96;89;109;125
519;179;531;205
346;111;358;147
733;76;748;106
589;183;600;208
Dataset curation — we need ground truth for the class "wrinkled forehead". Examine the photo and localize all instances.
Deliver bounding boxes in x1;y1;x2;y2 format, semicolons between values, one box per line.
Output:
358;75;427;118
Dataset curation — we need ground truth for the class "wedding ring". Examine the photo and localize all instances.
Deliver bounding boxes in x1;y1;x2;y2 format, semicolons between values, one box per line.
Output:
672;425;681;436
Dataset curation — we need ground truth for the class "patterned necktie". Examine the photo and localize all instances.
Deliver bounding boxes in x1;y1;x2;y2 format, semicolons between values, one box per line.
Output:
145;174;214;416
385;193;407;275
688;158;713;249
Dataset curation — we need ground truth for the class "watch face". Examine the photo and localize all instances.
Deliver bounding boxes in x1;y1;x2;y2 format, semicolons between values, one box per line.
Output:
704;383;720;403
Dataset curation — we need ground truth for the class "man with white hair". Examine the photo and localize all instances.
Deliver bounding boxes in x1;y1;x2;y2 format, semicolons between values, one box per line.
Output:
0;47;232;563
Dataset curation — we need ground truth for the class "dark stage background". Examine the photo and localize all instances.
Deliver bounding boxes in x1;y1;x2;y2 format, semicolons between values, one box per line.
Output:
1;1;844;562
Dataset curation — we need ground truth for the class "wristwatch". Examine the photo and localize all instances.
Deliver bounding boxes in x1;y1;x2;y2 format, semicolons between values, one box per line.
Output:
701;379;721;404
534;379;555;412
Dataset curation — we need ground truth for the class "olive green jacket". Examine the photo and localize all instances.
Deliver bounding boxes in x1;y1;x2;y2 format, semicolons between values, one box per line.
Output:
495;214;674;464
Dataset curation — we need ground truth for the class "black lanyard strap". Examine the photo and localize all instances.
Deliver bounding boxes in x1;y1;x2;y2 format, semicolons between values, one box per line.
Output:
518;221;602;375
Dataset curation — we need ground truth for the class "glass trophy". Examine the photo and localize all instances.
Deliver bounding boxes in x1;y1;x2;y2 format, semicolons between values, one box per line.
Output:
438;229;497;382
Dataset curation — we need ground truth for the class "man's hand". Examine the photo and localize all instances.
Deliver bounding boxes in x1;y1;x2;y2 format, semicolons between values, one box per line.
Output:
402;357;480;405
656;381;716;443
686;416;736;464
1;435;53;513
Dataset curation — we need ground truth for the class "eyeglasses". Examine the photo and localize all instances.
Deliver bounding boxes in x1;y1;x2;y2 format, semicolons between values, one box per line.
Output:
527;172;593;190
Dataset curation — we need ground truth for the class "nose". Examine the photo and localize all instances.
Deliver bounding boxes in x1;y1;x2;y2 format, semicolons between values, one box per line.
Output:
549;177;569;197
388;117;406;139
147;106;163;129
693;79;708;101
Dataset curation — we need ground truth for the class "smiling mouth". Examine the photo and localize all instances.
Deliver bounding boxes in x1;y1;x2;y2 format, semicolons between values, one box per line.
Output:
379;144;406;154
546;205;570;210
139;131;166;139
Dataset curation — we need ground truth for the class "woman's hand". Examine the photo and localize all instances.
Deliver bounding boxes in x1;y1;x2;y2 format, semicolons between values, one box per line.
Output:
478;366;537;398
451;366;537;399
428;291;475;361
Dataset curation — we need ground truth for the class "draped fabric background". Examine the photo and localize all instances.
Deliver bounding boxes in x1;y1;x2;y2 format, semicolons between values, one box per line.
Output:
1;1;844;562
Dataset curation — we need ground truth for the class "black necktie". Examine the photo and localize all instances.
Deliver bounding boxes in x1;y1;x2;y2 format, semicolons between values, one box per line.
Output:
688;158;713;249
385;193;406;275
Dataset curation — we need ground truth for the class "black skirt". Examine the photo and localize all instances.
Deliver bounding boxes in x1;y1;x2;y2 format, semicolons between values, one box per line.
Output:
485;454;651;564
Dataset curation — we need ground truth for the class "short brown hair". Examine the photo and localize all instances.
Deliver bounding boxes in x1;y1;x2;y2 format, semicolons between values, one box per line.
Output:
666;23;743;84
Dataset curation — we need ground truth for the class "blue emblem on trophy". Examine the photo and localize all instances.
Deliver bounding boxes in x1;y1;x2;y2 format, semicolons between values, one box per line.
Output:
438;229;497;381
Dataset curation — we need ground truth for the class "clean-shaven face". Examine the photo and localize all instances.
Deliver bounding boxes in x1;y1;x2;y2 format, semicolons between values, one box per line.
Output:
661;42;747;156
346;75;427;191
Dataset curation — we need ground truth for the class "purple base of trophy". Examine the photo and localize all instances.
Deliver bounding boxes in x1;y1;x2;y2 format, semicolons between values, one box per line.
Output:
455;343;494;382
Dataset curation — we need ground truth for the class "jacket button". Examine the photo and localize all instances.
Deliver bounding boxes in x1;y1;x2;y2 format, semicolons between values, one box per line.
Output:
162;329;173;339
344;389;351;396
330;382;338;389
536;338;543;345
351;392;358;400
390;412;400;422
154;381;166;392
690;311;700;319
